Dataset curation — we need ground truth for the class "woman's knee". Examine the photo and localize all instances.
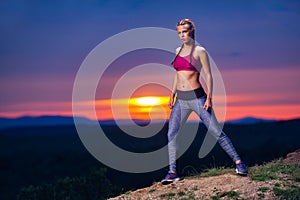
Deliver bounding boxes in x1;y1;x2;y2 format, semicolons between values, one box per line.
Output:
167;127;180;140
207;126;225;139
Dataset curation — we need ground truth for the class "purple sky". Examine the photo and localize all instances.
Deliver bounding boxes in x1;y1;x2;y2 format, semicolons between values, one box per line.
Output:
1;0;300;119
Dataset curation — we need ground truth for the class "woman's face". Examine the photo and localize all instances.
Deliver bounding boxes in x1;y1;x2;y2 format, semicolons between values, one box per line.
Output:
176;24;193;44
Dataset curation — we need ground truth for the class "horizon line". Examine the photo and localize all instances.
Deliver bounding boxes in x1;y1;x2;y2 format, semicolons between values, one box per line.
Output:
1;114;299;122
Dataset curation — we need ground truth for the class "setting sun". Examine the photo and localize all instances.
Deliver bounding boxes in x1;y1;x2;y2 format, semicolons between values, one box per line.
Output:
130;96;169;106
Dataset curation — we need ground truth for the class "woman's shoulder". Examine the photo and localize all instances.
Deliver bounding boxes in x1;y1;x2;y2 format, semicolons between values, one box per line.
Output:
195;45;207;53
195;45;208;57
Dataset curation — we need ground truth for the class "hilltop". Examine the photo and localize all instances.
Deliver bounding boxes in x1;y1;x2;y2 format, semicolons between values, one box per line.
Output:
1;119;299;200
109;150;300;200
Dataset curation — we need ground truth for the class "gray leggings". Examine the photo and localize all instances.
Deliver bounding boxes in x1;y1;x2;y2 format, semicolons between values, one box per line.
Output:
168;90;241;172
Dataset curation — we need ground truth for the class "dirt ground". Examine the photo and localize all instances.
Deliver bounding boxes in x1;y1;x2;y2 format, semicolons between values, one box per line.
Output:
109;150;300;200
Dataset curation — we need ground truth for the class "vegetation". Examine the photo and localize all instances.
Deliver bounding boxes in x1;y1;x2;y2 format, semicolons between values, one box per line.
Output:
1;119;299;199
159;192;176;199
211;195;220;200
16;156;300;200
158;188;198;200
273;186;300;200
120;156;300;199
258;186;269;193
148;188;156;193
17;168;120;200
226;190;240;198
249;159;300;200
198;167;234;177
249;160;300;181
177;191;186;196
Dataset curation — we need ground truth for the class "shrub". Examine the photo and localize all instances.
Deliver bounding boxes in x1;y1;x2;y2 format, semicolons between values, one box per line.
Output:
273;186;300;200
17;168;120;200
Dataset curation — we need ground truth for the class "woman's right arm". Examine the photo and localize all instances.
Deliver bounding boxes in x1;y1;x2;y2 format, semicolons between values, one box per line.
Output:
169;47;180;109
169;73;177;109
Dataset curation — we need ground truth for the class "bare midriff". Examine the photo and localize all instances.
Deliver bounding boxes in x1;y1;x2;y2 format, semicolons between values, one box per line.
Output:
176;71;202;91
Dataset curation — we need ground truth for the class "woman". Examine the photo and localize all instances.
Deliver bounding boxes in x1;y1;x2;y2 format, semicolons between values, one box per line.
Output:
162;19;247;184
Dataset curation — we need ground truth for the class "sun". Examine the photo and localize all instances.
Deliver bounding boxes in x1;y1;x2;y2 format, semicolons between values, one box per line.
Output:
130;96;169;106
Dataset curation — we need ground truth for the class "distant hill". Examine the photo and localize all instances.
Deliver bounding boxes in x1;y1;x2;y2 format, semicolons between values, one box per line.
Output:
0;116;94;129
0;115;280;129
225;116;277;124
0;116;153;129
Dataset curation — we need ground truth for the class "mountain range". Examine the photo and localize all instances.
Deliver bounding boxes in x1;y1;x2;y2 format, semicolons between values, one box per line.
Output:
0;115;279;129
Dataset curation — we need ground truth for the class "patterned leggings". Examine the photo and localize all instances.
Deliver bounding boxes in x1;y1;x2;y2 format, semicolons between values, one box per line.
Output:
168;89;241;172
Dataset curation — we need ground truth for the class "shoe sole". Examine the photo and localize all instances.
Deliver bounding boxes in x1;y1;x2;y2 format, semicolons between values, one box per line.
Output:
161;177;180;185
236;168;247;176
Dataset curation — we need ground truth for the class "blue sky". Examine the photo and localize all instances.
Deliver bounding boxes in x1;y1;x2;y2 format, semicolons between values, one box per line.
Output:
1;0;300;119
1;1;299;76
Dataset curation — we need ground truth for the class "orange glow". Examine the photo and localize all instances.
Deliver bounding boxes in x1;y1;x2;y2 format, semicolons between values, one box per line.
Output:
1;66;299;122
96;96;170;121
2;97;300;122
225;104;300;121
130;96;169;106
1;96;300;121
92;94;300;121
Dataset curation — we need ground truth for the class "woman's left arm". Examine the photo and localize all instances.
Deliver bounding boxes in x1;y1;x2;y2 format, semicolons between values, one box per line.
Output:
197;47;213;110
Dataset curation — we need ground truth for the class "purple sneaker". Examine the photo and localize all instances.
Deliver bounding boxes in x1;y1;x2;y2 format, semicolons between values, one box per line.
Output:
161;172;180;185
236;162;248;175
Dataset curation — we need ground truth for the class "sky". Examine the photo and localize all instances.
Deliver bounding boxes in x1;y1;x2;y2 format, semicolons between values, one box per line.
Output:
1;0;300;121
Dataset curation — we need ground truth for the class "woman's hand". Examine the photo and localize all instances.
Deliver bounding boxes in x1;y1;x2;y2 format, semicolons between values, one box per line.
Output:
203;97;212;111
168;93;175;109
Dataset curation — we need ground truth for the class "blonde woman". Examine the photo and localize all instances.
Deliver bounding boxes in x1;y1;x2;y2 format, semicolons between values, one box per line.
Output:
162;19;247;184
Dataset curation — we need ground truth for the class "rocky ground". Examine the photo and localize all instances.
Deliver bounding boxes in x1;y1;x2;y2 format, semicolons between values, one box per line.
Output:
109;150;300;200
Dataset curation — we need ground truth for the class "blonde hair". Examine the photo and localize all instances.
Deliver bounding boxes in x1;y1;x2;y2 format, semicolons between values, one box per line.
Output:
176;19;195;39
171;19;196;65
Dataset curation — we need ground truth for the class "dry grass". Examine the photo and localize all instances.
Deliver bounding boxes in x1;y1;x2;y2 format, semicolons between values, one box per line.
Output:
109;150;300;200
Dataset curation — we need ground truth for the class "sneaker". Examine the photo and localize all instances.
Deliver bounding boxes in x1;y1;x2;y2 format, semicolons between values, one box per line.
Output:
236;162;248;175
161;172;180;185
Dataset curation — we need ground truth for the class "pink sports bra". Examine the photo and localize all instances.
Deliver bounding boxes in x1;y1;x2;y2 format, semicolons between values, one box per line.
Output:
173;53;199;72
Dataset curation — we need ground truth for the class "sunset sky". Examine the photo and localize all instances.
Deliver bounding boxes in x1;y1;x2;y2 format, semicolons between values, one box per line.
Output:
1;0;300;121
